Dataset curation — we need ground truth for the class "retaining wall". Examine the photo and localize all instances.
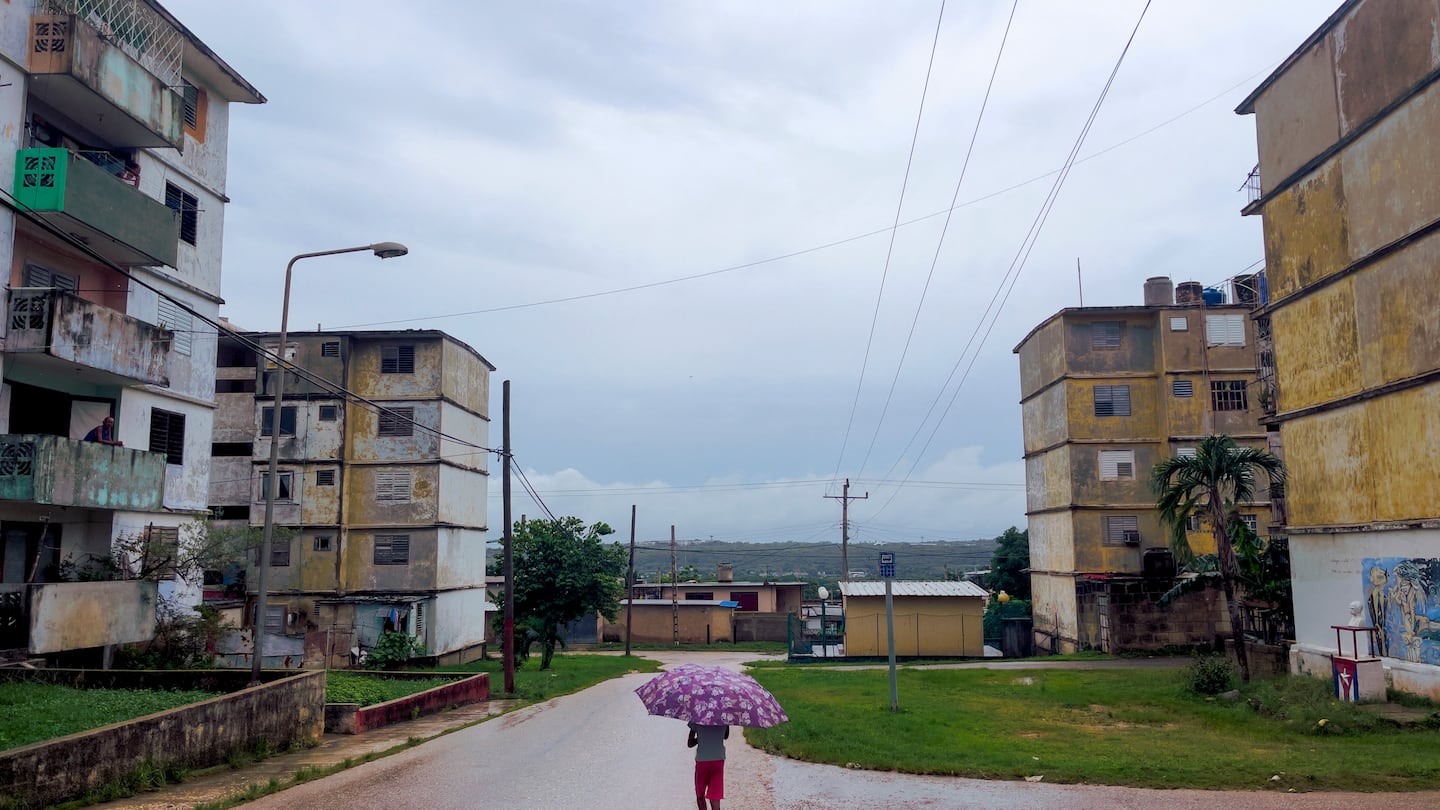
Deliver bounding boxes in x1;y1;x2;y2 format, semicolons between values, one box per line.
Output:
324;672;489;734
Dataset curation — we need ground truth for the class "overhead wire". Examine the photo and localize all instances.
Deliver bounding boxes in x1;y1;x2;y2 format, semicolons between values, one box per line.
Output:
855;0;1019;480
829;0;949;488
865;0;1156;520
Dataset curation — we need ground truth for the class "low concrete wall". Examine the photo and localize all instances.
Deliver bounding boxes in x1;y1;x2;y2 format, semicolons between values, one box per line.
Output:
324;672;489;734
733;613;789;643
0;669;324;808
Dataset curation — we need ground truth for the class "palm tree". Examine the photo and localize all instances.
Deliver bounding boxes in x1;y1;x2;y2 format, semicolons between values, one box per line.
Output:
1151;435;1285;682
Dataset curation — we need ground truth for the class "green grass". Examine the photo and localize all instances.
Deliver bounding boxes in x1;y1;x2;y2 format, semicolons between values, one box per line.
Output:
746;667;1440;792
415;652;662;701
0;683;220;752
324;672;463;707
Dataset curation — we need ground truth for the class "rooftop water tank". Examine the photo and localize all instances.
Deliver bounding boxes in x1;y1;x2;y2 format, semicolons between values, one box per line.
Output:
1202;287;1226;306
1175;281;1203;306
1143;276;1174;306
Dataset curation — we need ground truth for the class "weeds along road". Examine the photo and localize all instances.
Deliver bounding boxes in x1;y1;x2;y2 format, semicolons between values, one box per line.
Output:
244;651;1440;810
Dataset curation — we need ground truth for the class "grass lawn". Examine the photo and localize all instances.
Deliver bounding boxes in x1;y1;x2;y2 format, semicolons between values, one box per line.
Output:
746;666;1440;792
416;652;662;702
0;683;220;752
324;672;466;707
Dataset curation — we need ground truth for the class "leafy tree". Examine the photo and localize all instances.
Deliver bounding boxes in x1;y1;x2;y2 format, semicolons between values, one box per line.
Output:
55;521;278;584
510;517;627;670
1151;435;1284;682
114;598;233;669
983;526;1030;600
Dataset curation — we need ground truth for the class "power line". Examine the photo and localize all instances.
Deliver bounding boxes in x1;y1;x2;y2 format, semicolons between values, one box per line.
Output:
830;0;950;487
866;0;1156;520
856;0;1019;481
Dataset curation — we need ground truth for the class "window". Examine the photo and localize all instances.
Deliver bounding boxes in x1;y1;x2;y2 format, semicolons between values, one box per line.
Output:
318;405;339;422
255;539;290;567
1093;385;1131;417
1169;316;1188;332
263;343;297;369
313;535;333;552
1240;514;1259;533
155;298;193;355
1205;314;1246;346
181;80;208;140
377;407;415;437
263;605;285;634
1185;515;1203;532
1175;447;1197;459
1104;515;1140;545
210;504;251;520
144;525;180;578
1211;380;1249;411
731;591;760;612
24;264;78;292
164;182;199;246
381;345;415;374
1091;321;1122;349
414;602;425;636
149;409;186;464
211;442;253;457
1270;480;1286;500
1172;379;1193;398
321;341;340;357
1098;450;1135;481
216;378;257;394
316;469;336;486
685;592;714;601
261;406;298;436
375;470;413;501
374;534;410;565
260;471;293;501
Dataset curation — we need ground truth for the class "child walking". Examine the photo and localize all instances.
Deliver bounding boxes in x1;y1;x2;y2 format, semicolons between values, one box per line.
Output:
687;722;729;810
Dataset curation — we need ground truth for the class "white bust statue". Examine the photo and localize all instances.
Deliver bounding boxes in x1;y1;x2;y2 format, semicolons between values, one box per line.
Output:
1348;600;1366;627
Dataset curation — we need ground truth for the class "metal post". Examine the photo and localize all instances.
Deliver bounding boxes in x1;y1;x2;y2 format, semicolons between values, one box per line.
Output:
624;504;636;657
821;599;827;659
885;577;898;711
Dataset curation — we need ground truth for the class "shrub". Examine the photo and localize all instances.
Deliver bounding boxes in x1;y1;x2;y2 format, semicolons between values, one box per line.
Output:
1185;654;1236;695
364;631;425;670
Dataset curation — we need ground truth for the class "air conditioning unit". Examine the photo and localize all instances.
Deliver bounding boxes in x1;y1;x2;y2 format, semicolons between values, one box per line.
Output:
1122;531;1141;546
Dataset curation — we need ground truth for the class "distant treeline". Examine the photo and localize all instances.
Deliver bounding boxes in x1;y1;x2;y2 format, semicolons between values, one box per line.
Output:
622;538;997;583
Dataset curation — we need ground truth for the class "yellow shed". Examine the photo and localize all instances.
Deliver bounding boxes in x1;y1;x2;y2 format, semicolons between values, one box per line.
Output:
839;581;987;657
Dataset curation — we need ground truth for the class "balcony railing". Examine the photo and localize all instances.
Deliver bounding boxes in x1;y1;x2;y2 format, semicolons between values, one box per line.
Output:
0;580;158;655
1240;164;1262;204
6;288;172;387
0;434;166;511
13;148;180;267
27;8;183;149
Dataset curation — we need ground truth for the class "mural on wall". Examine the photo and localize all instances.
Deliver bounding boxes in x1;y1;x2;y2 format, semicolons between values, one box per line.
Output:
1363;558;1440;665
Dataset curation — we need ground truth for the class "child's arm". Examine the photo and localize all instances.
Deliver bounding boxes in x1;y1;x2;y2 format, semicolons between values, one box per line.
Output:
687;729;698;748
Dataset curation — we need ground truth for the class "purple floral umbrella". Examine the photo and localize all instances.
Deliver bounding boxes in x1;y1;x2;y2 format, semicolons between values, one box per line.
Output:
634;664;789;728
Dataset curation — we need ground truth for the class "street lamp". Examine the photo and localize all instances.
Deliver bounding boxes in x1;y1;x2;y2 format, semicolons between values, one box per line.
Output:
250;242;409;685
817;586;829;659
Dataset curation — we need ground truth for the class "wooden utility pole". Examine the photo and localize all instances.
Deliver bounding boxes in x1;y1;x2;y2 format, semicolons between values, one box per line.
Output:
624;504;637;657
670;524;679;645
825;478;868;581
502;380;515;694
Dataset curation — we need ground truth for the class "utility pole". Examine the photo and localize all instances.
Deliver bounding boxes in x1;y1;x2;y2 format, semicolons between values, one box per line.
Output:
825;478;868;582
670;524;679;645
502;380;515;694
624;504;637;657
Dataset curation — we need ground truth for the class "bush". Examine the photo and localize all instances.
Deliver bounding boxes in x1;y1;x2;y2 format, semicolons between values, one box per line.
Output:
364;631;425;670
1185;654;1236;695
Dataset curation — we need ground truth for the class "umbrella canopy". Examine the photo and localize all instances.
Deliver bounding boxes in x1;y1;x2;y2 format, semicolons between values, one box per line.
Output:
634;664;789;728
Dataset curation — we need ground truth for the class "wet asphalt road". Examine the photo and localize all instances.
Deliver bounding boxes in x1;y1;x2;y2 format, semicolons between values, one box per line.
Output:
243;651;1440;810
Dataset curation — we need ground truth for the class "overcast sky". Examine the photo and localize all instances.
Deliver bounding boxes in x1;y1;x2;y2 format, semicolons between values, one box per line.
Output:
166;0;1336;550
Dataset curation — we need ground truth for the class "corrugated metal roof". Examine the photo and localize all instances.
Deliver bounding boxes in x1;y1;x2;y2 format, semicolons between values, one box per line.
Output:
839;581;988;598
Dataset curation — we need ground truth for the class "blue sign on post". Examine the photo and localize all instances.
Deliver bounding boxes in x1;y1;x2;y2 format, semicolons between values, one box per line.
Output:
879;551;895;579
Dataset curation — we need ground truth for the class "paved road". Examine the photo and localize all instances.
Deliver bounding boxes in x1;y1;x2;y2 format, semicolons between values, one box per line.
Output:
245;652;1440;810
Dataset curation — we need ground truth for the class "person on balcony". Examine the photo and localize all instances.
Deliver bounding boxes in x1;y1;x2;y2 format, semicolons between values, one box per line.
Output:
83;416;123;446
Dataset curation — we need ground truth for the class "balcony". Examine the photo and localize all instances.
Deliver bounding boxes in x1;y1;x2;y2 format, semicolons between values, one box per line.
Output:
6;288;171;387
0;435;166;511
27;8;183;150
14;148;179;267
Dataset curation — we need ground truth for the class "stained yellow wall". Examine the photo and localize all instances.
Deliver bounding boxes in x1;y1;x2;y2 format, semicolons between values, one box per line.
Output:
841;596;984;657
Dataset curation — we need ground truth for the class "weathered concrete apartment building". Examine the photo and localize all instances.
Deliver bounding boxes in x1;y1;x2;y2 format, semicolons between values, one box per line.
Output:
0;0;261;660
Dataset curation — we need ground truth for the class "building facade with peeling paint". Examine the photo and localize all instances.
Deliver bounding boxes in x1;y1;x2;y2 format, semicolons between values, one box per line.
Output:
1238;0;1440;698
0;1;262;661
209;330;494;668
1015;277;1271;654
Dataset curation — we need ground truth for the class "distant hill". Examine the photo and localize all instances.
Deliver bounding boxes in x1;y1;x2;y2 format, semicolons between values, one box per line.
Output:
623;538;996;583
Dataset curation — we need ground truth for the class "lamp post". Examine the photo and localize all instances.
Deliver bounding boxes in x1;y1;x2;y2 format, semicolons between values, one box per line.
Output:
817;586;829;659
250;242;408;685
